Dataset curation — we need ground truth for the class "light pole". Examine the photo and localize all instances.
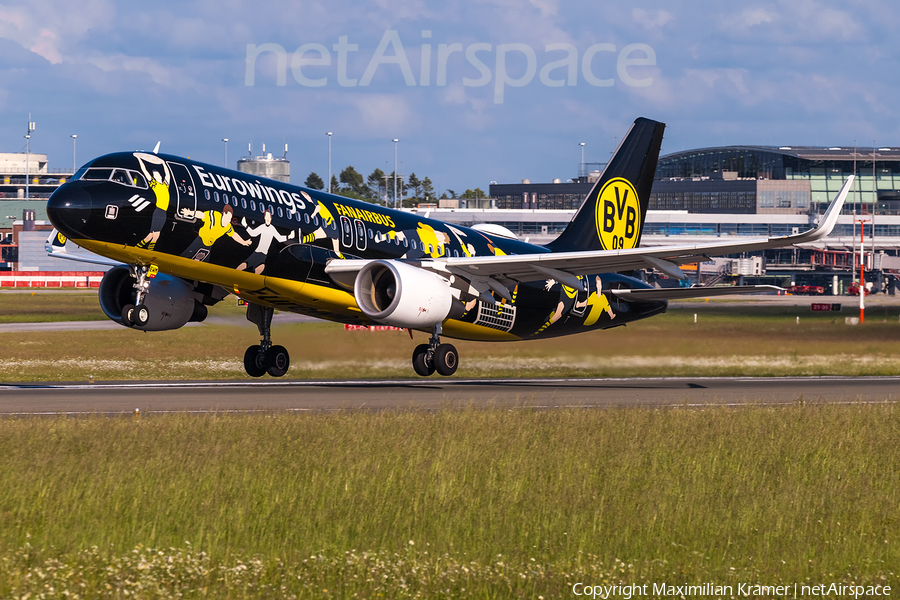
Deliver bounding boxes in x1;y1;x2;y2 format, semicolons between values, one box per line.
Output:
393;139;399;208
579;142;585;177
71;134;77;174
25;116;35;201
222;138;229;167
327;132;333;193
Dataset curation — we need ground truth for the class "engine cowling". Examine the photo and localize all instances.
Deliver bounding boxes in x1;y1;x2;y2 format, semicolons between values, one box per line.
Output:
98;265;208;331
354;260;453;328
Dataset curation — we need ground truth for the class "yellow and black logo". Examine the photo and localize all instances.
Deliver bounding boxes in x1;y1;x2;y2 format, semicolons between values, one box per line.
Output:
56;232;67;245
593;177;641;250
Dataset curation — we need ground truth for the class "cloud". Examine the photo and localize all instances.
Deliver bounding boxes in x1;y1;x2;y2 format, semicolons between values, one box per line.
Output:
632;8;674;30
0;1;115;63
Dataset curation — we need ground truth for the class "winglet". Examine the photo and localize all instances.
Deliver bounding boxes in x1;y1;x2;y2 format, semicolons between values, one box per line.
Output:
153;141;161;154
785;174;853;244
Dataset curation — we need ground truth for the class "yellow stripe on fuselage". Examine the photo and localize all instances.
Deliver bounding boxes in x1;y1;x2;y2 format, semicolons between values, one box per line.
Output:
75;239;524;341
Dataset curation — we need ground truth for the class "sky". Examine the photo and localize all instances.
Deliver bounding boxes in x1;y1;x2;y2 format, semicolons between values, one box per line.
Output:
0;0;898;196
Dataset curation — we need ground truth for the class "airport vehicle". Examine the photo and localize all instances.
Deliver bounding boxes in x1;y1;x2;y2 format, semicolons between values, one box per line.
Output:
786;285;826;295
45;118;853;377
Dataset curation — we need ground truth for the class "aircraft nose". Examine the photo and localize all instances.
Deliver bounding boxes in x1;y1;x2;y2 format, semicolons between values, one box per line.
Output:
46;183;94;239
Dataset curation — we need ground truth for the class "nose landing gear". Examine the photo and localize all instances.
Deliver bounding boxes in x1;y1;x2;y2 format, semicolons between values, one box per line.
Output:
243;303;291;378
121;264;151;327
411;324;458;377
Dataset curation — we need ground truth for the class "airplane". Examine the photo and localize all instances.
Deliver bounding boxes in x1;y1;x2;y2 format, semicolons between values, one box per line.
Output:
45;118;853;378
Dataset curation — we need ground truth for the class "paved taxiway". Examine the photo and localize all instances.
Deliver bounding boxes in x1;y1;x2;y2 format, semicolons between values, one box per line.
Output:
0;376;897;414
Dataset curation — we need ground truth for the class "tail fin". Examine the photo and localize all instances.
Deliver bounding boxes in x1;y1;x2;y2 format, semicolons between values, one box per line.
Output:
547;117;664;252
45;228;68;254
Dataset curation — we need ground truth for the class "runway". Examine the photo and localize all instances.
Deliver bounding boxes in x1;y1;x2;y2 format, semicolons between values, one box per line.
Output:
1;376;898;414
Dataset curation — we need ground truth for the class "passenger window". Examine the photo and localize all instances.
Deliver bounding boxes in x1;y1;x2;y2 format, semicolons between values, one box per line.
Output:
204;189;210;200
367;228;373;239
411;240;417;250
277;207;283;218
453;249;459;257
242;198;247;209
250;200;256;211
304;213;310;224
403;238;408;248
214;192;219;203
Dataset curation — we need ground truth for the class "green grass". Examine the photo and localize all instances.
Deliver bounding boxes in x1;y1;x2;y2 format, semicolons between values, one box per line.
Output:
0;406;897;597
0;291;106;322
2;301;900;381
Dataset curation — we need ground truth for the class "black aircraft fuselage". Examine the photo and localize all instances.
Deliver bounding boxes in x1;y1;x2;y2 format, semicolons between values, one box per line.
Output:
46;151;665;342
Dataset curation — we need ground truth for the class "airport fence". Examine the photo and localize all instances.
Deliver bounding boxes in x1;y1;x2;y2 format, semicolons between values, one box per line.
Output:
0;271;102;288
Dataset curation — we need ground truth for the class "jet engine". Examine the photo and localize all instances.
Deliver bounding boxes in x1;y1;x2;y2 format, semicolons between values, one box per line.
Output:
98;265;208;331
354;260;454;329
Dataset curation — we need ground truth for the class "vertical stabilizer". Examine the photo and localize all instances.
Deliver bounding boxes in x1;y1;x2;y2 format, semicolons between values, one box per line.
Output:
547;117;665;252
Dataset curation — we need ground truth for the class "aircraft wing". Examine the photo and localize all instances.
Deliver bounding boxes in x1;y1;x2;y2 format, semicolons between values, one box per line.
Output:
326;176;850;301
424;174;853;287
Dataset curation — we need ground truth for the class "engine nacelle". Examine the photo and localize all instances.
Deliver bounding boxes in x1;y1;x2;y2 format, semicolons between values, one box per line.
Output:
354;260;453;328
98;265;208;331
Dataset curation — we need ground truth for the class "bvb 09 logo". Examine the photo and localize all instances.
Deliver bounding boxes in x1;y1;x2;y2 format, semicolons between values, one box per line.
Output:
594;177;641;250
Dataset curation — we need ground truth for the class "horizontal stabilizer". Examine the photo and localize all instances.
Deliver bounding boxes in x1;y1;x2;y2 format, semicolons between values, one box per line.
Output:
610;285;783;301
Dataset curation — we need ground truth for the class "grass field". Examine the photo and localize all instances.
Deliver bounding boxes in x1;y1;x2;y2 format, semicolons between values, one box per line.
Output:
0;406;897;598
1;291;900;380
0;290;107;323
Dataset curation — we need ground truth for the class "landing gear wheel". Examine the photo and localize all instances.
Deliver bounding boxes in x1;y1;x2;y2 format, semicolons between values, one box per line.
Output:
243;345;267;378
266;345;290;377
121;304;135;327
132;304;150;327
434;344;459;376
412;343;435;376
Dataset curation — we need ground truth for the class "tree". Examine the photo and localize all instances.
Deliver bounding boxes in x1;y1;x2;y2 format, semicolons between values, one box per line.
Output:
421;177;434;202
339;165;365;195
305;172;324;190
330;174;339;193
368;168;386;203
461;188;486;199
406;173;422;203
446;189;457;199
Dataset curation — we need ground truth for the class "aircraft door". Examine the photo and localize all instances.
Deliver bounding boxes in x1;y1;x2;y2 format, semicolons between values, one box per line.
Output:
340;215;353;248
354;219;367;252
167;162;197;222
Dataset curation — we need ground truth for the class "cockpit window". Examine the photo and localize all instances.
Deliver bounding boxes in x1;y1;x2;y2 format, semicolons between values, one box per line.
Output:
111;169;130;185
72;166;89;181
107;169;148;189
128;171;148;189
82;168;114;181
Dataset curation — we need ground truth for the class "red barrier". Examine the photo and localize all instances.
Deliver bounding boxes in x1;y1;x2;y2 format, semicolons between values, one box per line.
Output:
0;271;103;288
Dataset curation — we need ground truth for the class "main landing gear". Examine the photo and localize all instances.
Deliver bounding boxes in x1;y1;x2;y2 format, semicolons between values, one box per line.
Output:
121;264;151;327
243;303;290;378
412;324;459;377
